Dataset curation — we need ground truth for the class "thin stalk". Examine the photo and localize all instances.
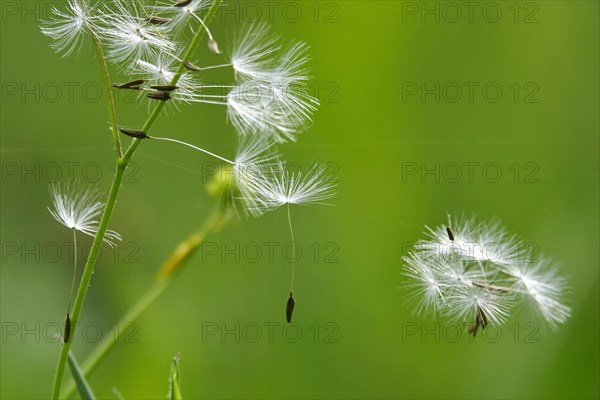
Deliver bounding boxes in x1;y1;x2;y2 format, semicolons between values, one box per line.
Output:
62;206;230;398
67;229;77;311
151;136;235;165
89;31;122;158
287;204;296;293
191;63;232;71
51;164;126;399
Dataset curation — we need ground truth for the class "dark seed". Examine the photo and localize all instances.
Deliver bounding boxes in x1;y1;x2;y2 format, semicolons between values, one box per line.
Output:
183;61;201;71
147;91;172;101
112;79;146;89
174;0;192;7
286;292;296;323
469;306;488;337
64;313;71;343
146;16;172;25
119;128;149;139
150;85;178;92
446;226;455;241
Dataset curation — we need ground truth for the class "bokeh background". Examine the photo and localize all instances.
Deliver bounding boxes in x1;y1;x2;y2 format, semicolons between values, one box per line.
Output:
1;1;599;399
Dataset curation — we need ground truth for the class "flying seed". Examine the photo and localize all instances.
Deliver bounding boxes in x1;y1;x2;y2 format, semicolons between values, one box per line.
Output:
446;226;455;241
146;16;172;25
286;292;296;323
112;79;145;89
64;313;71;343
150;85;178;92
174;0;192;7
147;91;172;101
119;128;149;139
183;61;201;71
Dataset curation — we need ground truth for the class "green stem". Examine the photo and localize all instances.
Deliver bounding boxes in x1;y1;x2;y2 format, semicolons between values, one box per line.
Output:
121;0;223;165
51;2;222;397
62;206;229;398
90;31;122;158
51;163;126;399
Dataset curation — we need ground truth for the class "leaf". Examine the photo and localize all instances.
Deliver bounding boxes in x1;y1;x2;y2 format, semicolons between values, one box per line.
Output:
168;353;183;400
68;351;96;400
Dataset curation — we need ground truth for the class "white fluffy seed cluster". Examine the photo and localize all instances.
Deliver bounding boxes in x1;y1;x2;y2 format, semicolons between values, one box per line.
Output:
41;0;336;218
403;216;571;333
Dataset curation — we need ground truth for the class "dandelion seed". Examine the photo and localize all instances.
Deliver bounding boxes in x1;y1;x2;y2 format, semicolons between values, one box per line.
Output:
403;215;570;334
100;0;175;64
246;161;337;212
40;0;98;57
230;22;280;82
48;182;121;247
153;0;214;39
502;260;571;330
226;81;317;142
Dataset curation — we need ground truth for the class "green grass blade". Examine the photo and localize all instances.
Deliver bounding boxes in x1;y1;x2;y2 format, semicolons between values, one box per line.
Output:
169;354;183;400
68;351;96;400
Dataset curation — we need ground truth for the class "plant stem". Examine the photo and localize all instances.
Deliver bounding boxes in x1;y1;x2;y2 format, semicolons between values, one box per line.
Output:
51;163;126;399
89;31;122;158
287;204;296;293
51;2;222;397
61;206;230;398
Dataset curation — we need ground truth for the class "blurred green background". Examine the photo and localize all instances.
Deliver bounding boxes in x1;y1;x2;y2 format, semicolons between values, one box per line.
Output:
1;1;598;399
